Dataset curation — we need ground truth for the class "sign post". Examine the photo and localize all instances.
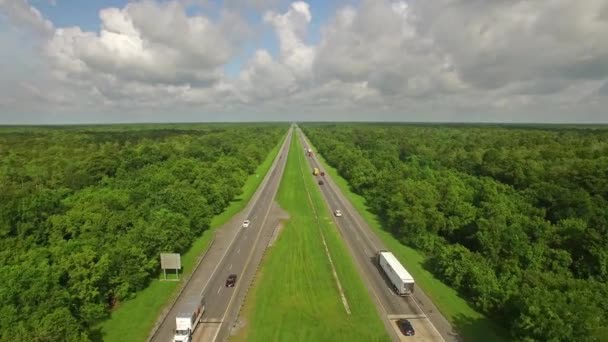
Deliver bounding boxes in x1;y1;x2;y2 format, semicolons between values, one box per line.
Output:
160;253;181;281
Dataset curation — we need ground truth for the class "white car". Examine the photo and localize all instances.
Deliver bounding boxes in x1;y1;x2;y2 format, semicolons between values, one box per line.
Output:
334;210;342;217
242;220;250;228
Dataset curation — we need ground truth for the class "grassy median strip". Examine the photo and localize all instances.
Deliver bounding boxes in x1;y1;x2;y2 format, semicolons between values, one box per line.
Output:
99;133;286;342
302;133;508;342
232;134;389;342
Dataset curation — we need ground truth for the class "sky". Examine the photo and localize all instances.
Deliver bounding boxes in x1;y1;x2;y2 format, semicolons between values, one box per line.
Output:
0;0;607;124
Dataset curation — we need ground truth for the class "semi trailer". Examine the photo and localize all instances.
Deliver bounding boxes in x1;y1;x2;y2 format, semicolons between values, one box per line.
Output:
173;297;205;342
377;251;415;296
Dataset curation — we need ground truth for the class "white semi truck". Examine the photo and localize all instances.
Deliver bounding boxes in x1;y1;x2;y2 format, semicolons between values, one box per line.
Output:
173;297;205;342
377;251;415;296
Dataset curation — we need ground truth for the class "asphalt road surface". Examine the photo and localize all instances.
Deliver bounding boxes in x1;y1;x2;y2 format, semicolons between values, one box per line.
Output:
298;128;460;342
149;127;292;342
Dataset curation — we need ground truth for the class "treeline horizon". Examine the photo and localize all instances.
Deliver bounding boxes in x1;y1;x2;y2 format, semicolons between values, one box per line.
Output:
2;121;608;129
303;124;608;341
0;125;285;341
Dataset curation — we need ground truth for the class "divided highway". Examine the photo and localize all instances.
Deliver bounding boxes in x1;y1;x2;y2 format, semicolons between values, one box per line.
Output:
150;125;457;342
150;127;292;342
297;128;459;342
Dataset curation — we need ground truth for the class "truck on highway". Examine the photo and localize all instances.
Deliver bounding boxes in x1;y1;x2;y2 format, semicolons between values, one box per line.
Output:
173;297;205;342
313;167;320;176
377;251;415;296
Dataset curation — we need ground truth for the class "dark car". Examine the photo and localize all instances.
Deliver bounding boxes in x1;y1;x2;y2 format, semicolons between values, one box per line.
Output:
397;319;415;336
226;274;237;287
318;180;324;185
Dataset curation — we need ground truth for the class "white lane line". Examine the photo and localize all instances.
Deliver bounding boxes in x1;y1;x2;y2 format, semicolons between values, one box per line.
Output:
217;286;222;294
409;295;446;342
228;264;232;270
211;134;290;342
297;132;396;322
297;138;351;315
301;131;445;342
195;131;290;300
237;248;240;254
364;248;369;255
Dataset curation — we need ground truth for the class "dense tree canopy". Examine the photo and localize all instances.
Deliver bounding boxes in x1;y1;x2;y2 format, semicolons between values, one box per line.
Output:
0;124;285;341
302;124;608;342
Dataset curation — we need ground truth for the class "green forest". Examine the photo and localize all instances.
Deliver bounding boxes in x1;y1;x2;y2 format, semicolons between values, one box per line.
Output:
0;124;285;341
302;124;608;342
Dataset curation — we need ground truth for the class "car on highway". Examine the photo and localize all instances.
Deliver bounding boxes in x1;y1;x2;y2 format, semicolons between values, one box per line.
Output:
396;319;415;336
226;274;237;287
318;180;324;185
334;209;342;217
242;220;250;228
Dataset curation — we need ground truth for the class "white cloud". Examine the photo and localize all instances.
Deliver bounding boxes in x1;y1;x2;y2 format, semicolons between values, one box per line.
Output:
0;0;53;35
413;0;608;89
1;0;608;123
263;1;314;80
236;49;297;101
45;1;242;87
313;0;468;100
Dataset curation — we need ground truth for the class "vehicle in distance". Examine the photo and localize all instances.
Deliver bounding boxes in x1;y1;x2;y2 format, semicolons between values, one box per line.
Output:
397;319;415;336
318;180;324;185
334;209;342;217
313;167;320;176
320;171;325;176
242;220;250;228
173;297;205;342
226;274;237;287
377;251;415;296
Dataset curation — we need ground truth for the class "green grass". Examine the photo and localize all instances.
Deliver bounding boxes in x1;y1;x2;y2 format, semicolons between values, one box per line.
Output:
231;135;389;342
301;134;509;342
98;132;286;342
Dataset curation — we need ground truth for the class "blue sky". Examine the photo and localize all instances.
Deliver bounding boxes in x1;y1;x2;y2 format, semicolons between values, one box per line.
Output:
27;0;351;77
1;0;606;124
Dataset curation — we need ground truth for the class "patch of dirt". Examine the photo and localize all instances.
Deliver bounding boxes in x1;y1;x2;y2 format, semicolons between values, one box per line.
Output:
268;201;289;247
271;201;290;220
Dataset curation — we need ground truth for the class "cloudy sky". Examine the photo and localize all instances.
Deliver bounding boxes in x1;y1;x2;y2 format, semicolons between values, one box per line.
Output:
1;0;607;124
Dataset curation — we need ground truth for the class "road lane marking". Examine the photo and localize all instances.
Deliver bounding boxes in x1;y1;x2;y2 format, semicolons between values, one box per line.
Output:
217;286;222;294
300;130;447;342
228;264;232;270
409;293;446;342
298;132;399;340
308;145;380;253
212;134;290;342
297;137;351;315
237;248;240;254
195;130;291;301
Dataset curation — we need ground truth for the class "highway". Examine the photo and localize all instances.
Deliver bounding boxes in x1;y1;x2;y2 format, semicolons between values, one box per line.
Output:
297;128;459;342
149;127;292;342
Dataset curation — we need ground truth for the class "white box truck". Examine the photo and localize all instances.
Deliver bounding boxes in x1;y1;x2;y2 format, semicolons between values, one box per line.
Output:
173;297;205;342
377;251;415;296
